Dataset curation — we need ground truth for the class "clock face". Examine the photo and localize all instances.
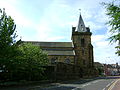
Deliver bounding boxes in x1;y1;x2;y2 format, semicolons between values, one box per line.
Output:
81;25;86;32
81;27;86;32
81;27;84;31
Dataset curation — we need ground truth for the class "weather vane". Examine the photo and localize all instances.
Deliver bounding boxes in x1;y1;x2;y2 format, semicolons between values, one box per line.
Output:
79;9;81;14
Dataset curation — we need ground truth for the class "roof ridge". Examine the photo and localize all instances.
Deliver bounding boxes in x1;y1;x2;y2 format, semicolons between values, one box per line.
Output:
23;41;72;43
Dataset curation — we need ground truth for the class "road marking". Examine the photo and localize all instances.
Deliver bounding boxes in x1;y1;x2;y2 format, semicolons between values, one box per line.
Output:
72;87;81;90
102;88;105;90
108;79;120;90
106;83;111;87
110;81;115;85
102;80;116;90
81;79;103;88
92;80;99;83
82;83;91;87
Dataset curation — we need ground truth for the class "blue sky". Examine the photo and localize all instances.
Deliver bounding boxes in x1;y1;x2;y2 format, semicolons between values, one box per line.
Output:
0;0;119;64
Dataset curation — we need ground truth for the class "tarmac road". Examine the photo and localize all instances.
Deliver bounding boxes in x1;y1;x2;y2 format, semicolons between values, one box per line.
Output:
40;79;115;90
108;78;120;90
1;76;120;90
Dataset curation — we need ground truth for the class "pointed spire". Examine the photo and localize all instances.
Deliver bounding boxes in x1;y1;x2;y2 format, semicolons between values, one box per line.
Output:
76;13;87;32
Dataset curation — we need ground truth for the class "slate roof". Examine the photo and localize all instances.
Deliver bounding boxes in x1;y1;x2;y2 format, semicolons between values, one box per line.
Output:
25;41;73;47
24;41;75;56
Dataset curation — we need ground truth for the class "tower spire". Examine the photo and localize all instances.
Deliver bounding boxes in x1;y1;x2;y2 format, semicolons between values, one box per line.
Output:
76;11;86;32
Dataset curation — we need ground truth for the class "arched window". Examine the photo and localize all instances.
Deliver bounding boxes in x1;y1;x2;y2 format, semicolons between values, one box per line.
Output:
64;58;70;64
81;38;85;47
82;48;85;55
51;58;56;64
83;59;86;65
51;57;57;64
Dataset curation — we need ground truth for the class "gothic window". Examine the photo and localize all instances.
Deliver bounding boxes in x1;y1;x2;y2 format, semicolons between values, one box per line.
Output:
81;38;85;47
64;58;70;64
51;57;58;64
74;43;77;48
51;58;55;64
82;48;85;55
83;59;86;65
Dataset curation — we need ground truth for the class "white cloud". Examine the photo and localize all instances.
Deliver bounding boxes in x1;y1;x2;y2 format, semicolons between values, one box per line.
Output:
0;0;38;41
92;34;119;64
34;19;67;41
96;41;109;47
92;35;106;42
0;0;34;27
46;36;66;41
86;21;103;31
94;43;119;64
35;21;51;41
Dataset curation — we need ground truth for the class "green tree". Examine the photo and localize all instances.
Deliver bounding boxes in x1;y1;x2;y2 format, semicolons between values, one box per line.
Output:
102;0;120;55
17;43;49;80
0;8;19;57
0;8;21;81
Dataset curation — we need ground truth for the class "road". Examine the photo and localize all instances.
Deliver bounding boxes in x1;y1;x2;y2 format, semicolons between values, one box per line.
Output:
108;78;120;90
40;79;116;90
1;77;120;90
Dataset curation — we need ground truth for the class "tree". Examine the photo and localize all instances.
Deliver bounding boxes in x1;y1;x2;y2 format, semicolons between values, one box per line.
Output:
0;8;21;81
17;43;49;80
102;0;120;55
0;8;19;57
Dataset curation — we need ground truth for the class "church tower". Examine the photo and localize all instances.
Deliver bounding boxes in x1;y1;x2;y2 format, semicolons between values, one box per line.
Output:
72;14;94;68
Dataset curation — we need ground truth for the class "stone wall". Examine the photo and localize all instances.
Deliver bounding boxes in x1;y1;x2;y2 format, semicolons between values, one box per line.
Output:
44;62;97;81
44;62;83;80
55;62;81;80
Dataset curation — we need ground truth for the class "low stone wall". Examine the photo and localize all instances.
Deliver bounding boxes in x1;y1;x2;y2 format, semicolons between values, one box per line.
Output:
55;62;81;80
43;66;56;80
44;62;84;80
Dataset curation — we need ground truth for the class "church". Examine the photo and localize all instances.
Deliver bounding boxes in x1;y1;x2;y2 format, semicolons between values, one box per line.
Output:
25;14;94;68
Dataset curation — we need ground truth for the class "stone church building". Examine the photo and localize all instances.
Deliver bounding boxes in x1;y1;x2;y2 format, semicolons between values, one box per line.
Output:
25;14;94;68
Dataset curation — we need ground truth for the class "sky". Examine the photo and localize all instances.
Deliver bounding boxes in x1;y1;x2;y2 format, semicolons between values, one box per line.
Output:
0;0;119;64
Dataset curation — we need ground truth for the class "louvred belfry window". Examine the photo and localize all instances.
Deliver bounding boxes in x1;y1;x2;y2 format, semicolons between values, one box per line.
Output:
81;38;85;47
